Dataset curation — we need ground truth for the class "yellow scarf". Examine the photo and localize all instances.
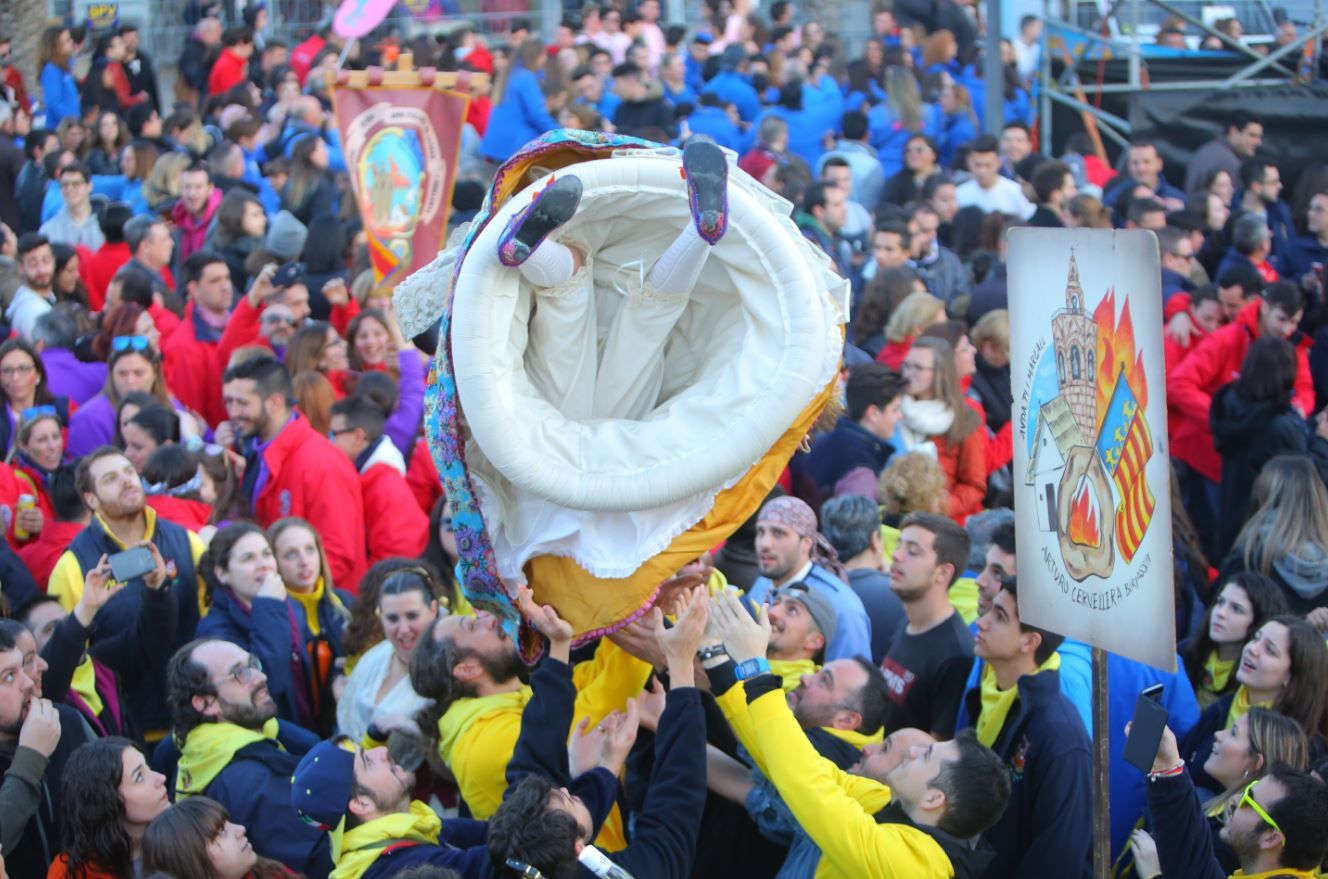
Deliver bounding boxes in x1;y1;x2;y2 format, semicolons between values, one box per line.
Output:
436;687;532;766
1230;869;1318;879
70;656;105;718
770;659;819;693
824;723;885;747
290;576;327;636
1203;650;1235;696
176;718;281;796
1226;686;1273;731
330;800;441;879
976;653;1062;748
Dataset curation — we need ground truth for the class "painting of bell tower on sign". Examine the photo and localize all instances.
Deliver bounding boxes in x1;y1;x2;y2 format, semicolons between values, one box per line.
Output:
1009;230;1175;671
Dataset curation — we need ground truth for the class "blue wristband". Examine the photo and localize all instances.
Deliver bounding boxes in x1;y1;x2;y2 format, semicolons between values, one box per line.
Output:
734;657;771;681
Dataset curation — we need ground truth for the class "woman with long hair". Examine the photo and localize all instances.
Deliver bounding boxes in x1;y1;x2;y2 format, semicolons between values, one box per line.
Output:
1182;614;1328;792
479;38;560;163
869;66;929;178
882;133;942;206
39;26;79;129
142;797;298;879
121;141;159;216
1211;338;1316;556
143;152;191;214
1180;572;1289;709
292;371;337;437
196;523;315;729
206;189;267;293
268;517;352;735
875;291;945;368
279;135;337;225
844;56;885;112
69;338;175;457
285;322;354;398
420;497;462;607
337;563;443;743
0;338;71;457
51;243;92;310
57;117;90;160
87;111;130;176
895;336;987;520
48;737;171;879
121;403;180;475
9;410;70;544
1224;455;1328;614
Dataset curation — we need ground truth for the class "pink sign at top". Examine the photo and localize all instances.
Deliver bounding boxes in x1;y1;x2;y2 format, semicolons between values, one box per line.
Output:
333;0;396;38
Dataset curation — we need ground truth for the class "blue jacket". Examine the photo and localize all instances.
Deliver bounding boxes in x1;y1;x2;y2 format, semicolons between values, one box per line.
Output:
663;82;698;107
937;110;978;168
702;70;762;123
804;416;895;500
480;67;559;162
749;563;873;662
1285;232;1328;280
961;669;1093;879
685;106;743;152
956;637;1093;734
198;588;314;729
359;821;491;879
40;63;80;128
153;721;332;879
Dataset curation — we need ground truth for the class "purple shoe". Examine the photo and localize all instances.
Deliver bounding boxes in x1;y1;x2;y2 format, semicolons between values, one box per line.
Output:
498;175;583;267
683;140;729;245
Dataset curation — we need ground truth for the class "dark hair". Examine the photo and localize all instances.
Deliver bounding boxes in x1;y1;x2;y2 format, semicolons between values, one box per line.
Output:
143;796;290;879
330;395;386;444
486;775;581;879
421;497;461;607
1263;765;1328;869
988;519;1016;557
24;128;54;162
127;403;180;448
1262;279;1304;318
1127;198;1166;226
921;173;955;203
820;494;882;562
59;161;90;184
1180;572;1288;693
74;445;130;499
0;338;55;409
848;656;890;733
182;250;227;288
875;219;912;251
199;523;269;608
60;737;142;879
996;577;1064;663
1266;615;1328;741
1032;161;1072;204
345;311;395;374
222;355;294;407
100;202;134;242
1239;157;1274;190
341;558;444;657
113;391;157;448
143;445;202;498
845;362;906;422
302;216;347;274
1216;262;1264;298
899;512;972;585
166;639;219;742
928;729;1011;837
1234;336;1297;403
802;181;835;216
969;134;999;156
49;465;87;522
842;110;868;141
17;232;50;259
353;372;398;417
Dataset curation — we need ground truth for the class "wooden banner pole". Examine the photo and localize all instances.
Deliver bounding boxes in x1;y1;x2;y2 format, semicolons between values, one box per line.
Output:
1092;647;1111;879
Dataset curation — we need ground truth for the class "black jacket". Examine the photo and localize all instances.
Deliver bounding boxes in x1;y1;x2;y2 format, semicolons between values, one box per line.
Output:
970;355;1012;433
961;669;1093;879
613;96;678;140
1209;384;1328;558
1146;771;1230;879
1181;694;1232;797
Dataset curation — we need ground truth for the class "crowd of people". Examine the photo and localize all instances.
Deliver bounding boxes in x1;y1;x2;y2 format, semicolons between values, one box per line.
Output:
0;0;1326;878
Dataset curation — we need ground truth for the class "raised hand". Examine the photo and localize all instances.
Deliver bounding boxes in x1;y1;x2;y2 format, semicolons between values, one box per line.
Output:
517;584;573;662
636;677;667;733
568;716;608;777
711;591;771;663
598;699;640;776
140;541;170;590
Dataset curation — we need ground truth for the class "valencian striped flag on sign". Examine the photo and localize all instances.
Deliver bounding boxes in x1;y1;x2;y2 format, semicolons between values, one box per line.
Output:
1095;371;1155;562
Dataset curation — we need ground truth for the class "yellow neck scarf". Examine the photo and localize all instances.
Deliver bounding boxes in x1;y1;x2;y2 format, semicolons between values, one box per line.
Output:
290;576;327;636
976;652;1062;748
70;656;105;719
1231;869;1318;879
330;800;441;879
1226;685;1273;731
770;658;818;693
177;718;281;796
436;687;532;766
1203;650;1235;696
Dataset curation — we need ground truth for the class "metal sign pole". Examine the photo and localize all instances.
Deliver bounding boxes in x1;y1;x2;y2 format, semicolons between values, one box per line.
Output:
1092;647;1111;879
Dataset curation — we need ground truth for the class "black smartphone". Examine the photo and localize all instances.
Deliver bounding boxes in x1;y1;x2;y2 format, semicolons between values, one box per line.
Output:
1123;684;1169;772
108;546;156;583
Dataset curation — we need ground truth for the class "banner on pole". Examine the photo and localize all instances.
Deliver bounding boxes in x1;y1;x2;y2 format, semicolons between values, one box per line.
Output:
331;84;468;290
1008;228;1176;671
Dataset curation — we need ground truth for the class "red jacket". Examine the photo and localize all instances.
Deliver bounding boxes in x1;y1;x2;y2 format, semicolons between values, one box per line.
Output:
1167;298;1313;482
148;302;182;339
162;303;226;426
254;413;367;591
936;426;988;522
359;438;429;566
86;241;130;311
406;436;440;515
208;46;249;96
875;336;913;369
18;519;84;590
290;34;326;85
146;495;212;531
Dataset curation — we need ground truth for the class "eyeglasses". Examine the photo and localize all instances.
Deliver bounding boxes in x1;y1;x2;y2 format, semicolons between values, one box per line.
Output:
59;178;88;189
328;427;357;439
111;335;151;353
20;405;56;422
210;655;263;688
0;363;35;379
261;314;297;326
1232;779;1283;839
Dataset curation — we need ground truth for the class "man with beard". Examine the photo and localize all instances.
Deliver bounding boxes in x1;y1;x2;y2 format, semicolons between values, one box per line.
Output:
747;496;872;662
409;605;651;824
1146;724;1328;879
161;638;332;879
221;355;366;589
7;233;56;339
48;448;205;738
765;584;837;689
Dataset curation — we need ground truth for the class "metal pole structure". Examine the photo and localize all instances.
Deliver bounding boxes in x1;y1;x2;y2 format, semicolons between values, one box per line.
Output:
665;0;685;26
1128;0;1141;92
1092;648;1111;879
1315;0;1324;80
985;0;1004;136
1041;0;1052;155
539;0;560;42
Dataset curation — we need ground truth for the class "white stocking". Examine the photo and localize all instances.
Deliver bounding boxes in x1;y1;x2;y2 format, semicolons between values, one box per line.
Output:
646;223;711;296
517;239;576;288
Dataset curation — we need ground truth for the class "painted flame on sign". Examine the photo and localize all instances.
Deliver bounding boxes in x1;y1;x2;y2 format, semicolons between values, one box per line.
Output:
1068;478;1100;548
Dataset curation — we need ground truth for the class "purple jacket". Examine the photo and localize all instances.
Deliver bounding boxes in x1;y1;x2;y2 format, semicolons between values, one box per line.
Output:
68;393;116;458
42;348;108;406
383;349;427;459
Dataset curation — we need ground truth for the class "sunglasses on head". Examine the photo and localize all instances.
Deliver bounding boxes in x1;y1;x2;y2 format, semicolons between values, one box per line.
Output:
20;404;57;422
111;335;150;353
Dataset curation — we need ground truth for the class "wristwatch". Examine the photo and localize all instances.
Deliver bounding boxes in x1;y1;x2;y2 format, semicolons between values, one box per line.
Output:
733;657;771;681
696;644;728;662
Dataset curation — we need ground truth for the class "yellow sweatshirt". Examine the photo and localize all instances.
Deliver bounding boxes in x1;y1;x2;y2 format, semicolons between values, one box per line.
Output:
436;639;650;846
747;687;955;878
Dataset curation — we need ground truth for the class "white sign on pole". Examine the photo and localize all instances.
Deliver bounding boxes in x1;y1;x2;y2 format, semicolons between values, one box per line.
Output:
1008;228;1175;671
